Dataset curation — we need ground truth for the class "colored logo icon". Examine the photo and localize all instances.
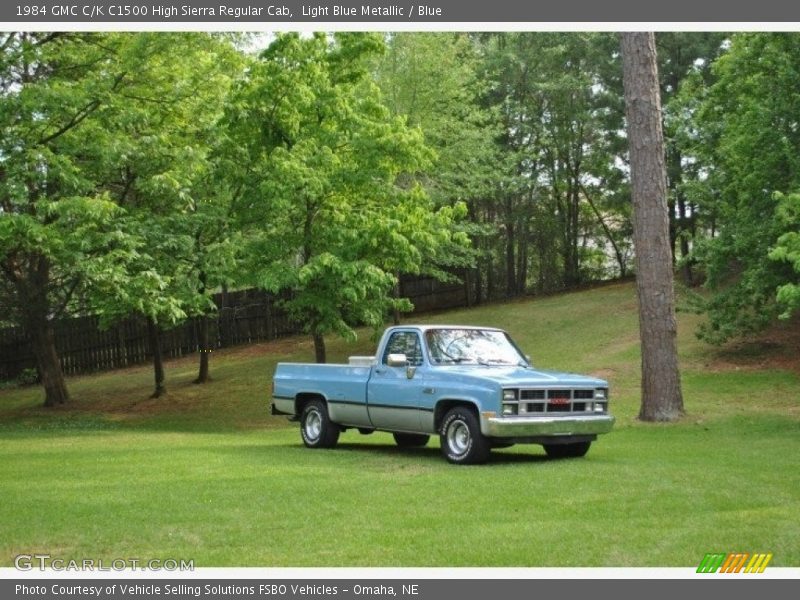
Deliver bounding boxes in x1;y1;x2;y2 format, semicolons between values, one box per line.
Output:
697;553;772;573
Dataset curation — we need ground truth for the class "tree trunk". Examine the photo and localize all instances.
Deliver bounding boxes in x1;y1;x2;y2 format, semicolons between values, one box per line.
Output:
505;218;516;297
28;316;70;407
195;315;210;384
516;230;529;295
620;32;685;422
467;201;483;305
313;332;326;364
464;269;472;308
195;270;212;384
677;195;694;285
147;318;166;398
16;255;69;407
486;205;497;299
219;283;230;347
568;181;581;287
581;183;628;278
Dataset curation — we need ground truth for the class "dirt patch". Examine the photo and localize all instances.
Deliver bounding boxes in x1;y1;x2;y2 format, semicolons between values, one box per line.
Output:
709;315;800;374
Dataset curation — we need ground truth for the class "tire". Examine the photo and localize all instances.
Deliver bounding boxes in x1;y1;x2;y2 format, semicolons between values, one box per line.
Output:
439;406;490;464
543;441;591;459
393;433;430;448
300;399;340;449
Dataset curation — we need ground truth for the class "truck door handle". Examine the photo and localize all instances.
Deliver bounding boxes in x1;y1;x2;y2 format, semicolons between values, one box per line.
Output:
375;368;386;374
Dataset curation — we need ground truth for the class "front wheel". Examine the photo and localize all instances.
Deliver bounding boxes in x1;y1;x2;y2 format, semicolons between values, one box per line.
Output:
543;441;591;459
439;407;490;465
393;433;430;448
300;399;340;449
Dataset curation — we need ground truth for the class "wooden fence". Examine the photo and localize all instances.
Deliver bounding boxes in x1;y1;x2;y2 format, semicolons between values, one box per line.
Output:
0;273;469;381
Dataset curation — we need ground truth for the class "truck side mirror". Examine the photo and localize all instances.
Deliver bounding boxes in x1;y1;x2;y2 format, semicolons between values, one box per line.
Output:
386;353;408;367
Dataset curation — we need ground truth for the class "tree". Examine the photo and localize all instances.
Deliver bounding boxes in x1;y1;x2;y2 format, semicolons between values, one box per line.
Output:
656;33;726;284
375;33;493;305
228;33;467;362
0;33;142;406
620;32;684;421
769;193;800;320
683;34;800;343
0;33;239;403
479;33;630;295
85;34;241;395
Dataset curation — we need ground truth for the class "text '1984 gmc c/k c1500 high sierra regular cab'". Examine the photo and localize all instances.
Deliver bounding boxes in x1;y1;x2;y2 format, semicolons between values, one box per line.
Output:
271;325;614;464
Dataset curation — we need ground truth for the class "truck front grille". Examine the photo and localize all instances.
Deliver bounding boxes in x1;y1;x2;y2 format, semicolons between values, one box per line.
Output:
512;388;608;416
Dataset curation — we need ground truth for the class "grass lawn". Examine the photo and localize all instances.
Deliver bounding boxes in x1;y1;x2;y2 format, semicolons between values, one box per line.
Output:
1;282;799;567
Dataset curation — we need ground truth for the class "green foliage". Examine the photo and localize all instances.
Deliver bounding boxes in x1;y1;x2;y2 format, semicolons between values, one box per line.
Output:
228;33;466;344
479;33;631;290
376;33;498;206
16;368;38;386
88;34;242;330
375;33;492;276
0;33;241;327
769;193;800;318
682;34;800;342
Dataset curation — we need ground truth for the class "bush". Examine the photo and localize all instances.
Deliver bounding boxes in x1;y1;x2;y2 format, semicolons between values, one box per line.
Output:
17;368;39;386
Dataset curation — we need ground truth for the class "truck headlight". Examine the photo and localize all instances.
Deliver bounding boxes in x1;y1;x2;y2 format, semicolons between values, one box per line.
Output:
502;404;517;416
503;389;517;401
594;388;607;399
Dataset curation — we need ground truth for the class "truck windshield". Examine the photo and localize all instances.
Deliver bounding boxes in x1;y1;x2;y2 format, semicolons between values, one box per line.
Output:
425;329;527;366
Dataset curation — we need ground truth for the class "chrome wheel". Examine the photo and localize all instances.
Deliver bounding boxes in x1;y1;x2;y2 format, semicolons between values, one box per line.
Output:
447;419;471;455
304;408;322;442
300;399;340;449
439;406;490;464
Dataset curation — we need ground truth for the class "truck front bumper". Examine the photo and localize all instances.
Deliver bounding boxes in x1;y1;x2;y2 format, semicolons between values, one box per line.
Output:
482;414;615;439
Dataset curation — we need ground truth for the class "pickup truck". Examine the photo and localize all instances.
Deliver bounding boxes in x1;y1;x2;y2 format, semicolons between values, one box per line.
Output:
271;325;614;464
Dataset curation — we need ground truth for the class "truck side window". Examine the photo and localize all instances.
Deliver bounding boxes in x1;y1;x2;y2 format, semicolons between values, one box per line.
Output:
383;332;423;366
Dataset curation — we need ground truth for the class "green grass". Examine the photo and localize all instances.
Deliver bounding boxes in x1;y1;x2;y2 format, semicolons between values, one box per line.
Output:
1;282;799;566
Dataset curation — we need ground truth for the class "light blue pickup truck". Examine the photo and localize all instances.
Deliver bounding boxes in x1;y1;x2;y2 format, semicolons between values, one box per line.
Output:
271;325;614;464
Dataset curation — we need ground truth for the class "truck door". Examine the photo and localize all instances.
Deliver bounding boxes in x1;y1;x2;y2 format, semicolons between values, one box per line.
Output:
367;330;425;431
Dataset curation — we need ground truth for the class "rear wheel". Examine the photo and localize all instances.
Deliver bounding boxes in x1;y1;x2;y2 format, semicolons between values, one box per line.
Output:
300;399;340;449
543;441;591;459
393;433;430;448
439;406;490;465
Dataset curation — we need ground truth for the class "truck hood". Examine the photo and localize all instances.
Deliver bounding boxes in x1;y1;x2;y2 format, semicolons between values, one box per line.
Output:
439;365;608;388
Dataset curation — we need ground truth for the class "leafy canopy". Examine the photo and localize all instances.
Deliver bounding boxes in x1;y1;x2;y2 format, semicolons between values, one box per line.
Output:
228;33;468;342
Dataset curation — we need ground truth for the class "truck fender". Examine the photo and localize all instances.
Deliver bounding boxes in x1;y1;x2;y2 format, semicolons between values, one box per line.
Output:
433;399;481;432
295;392;328;416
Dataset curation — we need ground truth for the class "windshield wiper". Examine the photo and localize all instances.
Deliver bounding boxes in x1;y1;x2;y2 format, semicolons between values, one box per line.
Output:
479;358;516;366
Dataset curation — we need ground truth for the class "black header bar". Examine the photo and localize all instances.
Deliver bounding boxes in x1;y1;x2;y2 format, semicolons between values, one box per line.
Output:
4;0;800;23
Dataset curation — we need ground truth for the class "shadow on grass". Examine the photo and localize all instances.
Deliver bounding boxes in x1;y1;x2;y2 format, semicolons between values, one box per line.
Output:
261;440;553;465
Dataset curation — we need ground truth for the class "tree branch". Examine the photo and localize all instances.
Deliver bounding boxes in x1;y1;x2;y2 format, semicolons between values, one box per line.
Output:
579;182;626;276
37;70;128;146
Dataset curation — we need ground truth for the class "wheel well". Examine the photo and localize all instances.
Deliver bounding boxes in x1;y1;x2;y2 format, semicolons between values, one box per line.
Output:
434;400;479;431
295;393;326;416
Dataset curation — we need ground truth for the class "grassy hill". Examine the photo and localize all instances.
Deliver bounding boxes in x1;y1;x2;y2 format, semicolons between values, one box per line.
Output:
1;281;798;567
